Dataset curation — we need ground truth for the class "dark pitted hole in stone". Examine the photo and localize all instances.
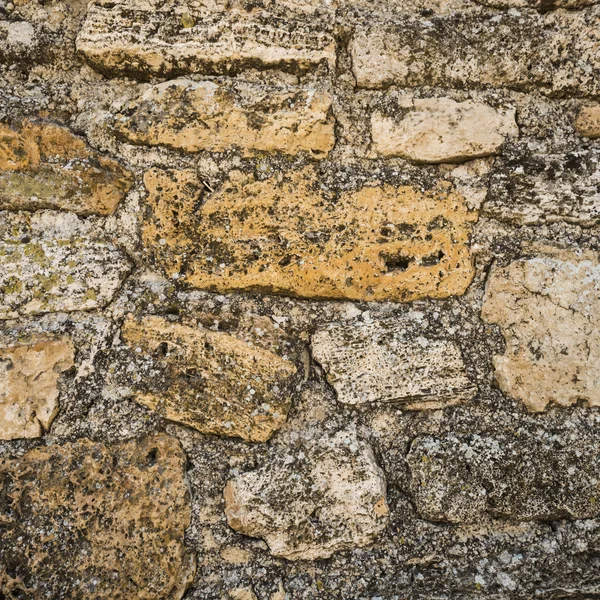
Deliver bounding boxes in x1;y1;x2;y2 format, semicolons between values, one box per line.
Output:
382;253;413;272
157;342;169;357
146;448;158;466
421;250;445;267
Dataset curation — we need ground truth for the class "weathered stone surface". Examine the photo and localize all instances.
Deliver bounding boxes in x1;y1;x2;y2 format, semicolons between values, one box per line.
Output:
77;1;335;79
484;148;600;227
121;315;298;442
0;20;39;62
114;79;334;158
575;105;600;138
224;428;389;560
0;237;131;319
0;434;194;599
312;320;476;409
475;0;598;9
371;99;518;163
407;432;600;523
350;9;600;96
0;338;74;440
142;167;477;302
0;120;133;216
481;249;600;412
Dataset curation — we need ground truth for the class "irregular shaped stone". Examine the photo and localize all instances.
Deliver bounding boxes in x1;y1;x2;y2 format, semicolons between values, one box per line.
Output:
114;79;334;158
0;237;131;319
0;20;39;62
312;320;476;409
0;435;194;599
0;120;133;216
224;428;389;560
371;99;518;163
0;338;74;440
407;432;600;523
575;105;600;138
350;8;600;96
142;167;477;302
484;149;600;227
481;249;600;412
475;0;598;9
121;316;298;442
77;1;335;79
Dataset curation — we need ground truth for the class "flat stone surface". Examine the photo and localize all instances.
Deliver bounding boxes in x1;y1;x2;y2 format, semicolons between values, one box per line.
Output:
575;105;600;138
371;98;518;163
121;315;298;442
349;8;600;96
0;236;131;320
77;1;335;79
312;320;476;409
481;249;600;412
0;337;74;440
0;434;194;599
224;428;389;560
0;120;133;216
114;79;334;158
142;167;477;302
0;20;39;62
407;432;600;523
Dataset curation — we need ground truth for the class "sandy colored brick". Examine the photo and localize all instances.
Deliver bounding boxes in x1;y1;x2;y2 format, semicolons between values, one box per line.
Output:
0;120;133;216
312;320;476;409
0;435;195;599
121;316;298;442
574;105;600;138
142;167;477;302
114;79;334;157
76;1;335;79
0;338;74;440
481;249;600;412
371;98;518;163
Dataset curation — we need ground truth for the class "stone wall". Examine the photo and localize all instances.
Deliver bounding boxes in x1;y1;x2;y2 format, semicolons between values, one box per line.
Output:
0;0;599;597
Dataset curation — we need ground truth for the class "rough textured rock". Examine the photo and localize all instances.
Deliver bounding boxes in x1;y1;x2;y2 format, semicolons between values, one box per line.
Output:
575;105;600;139
121;315;298;442
371;98;518;163
475;0;599;8
142;167;477;302
407;432;600;523
0;236;131;319
312;320;476;409
0;338;74;440
77;1;335;79
224;428;389;560
0;434;194;599
481;249;600;412
350;8;600;96
114;79;334;157
484;148;600;227
0;20;39;62
0;120;133;216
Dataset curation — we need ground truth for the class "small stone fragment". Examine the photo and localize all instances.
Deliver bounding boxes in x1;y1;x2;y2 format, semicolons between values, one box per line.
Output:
224;428;389;560
371;99;518;163
142;167;477;302
0;236;131;319
0;435;194;599
121;316;298;442
574;105;600;138
0;120;133;216
0;338;74;440
481;249;600;411
114;79;334;157
312;320;476;409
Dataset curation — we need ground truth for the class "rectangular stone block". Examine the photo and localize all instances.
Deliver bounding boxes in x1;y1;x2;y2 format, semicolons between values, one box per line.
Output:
114;79;334;158
142;167;478;302
77;1;335;79
350;8;600;96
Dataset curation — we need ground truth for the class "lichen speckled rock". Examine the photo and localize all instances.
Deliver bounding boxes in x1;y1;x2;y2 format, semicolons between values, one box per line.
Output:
312;319;476;409
0;119;133;216
0;434;195;599
76;0;335;79
371;98;518;163
121;315;298;442
113;79;334;157
575;105;600;138
224;428;389;560
142;167;477;302
0;337;74;440
0;20;38;62
481;249;600;412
